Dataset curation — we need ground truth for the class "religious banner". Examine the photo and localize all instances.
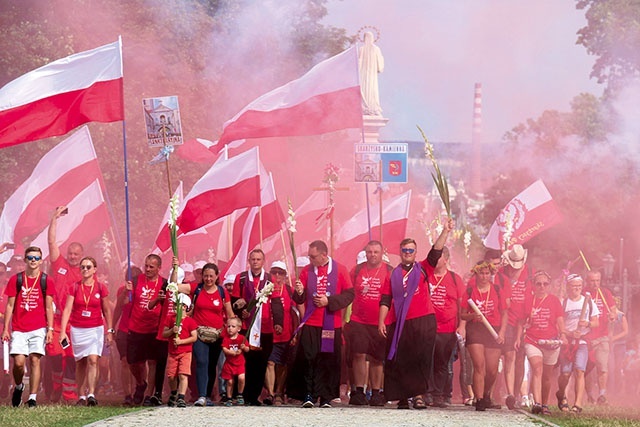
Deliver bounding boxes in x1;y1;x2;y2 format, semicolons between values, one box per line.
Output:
142;96;184;147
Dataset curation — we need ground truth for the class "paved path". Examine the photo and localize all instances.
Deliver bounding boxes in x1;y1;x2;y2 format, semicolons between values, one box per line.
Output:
87;404;552;427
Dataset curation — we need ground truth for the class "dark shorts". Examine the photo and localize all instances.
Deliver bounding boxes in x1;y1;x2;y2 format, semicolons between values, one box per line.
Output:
268;342;290;365
465;322;502;349
345;320;385;361
126;331;165;365
116;330;128;360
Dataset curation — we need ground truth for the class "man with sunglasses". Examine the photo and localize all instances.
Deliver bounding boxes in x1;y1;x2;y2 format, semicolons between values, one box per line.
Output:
378;218;454;410
2;246;56;407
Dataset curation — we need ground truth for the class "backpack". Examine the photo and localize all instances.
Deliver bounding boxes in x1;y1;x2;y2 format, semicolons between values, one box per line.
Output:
16;272;47;296
191;283;225;312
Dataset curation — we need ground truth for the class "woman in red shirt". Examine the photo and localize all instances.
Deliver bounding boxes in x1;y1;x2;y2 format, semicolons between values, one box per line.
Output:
461;261;508;411
60;257;113;406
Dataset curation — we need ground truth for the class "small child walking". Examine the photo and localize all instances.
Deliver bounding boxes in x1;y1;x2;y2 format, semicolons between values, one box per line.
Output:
162;294;198;408
221;317;249;406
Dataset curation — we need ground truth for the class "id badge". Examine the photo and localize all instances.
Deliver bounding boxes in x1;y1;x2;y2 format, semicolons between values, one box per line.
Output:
81;310;91;317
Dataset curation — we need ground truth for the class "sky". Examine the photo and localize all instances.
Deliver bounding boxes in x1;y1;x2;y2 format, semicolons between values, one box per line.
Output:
323;0;603;144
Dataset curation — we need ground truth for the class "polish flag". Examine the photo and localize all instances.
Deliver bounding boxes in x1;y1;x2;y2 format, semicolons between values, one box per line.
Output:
0;126;102;258
0;39;124;148
483;180;563;250
334;190;412;266
175;138;217;164
176;146;261;236
210;47;362;155
291;190;329;255
30;180;111;260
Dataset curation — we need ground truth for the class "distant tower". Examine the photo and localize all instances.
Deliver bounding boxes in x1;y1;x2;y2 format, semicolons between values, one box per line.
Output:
470;83;482;195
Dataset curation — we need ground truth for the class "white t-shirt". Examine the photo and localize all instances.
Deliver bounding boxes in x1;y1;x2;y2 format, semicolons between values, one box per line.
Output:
563;296;600;344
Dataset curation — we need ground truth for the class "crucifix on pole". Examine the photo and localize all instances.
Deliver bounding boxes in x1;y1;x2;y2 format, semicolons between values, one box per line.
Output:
312;163;349;255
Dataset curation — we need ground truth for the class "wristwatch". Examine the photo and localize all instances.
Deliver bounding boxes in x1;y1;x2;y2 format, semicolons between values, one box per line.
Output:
47;327;54;332
107;328;116;334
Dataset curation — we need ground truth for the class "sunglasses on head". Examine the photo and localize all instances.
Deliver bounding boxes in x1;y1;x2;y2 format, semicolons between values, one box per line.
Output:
401;248;415;254
26;255;42;261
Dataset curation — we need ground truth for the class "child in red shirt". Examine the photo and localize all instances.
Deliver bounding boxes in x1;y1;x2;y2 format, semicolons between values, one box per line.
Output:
162;294;197;408
221;317;249;406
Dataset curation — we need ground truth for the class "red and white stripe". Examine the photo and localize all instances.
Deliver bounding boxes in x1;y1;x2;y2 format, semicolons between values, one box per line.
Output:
0;38;124;147
211;47;362;154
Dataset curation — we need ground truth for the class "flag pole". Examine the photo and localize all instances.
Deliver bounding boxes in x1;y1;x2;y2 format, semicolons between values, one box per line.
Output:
378;185;383;244
122;119;132;281
365;184;372;241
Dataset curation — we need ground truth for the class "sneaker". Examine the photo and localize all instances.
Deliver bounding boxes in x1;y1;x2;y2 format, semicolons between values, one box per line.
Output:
531;403;543;415
149;395;162;406
11;386;23;407
475;398;486;412
597;395;608;405
76;397;87;406
348;390;368;406
176;398;186;408
236;395;245;405
219;395;229;403
133;382;147;405
167;394;177;407
123;394;134;407
26;399;37;408
486;398;501;409
206;398;215;407
87;396;98;406
369;392;386;407
302;395;314;408
194;397;206;407
320;400;332;408
142;395;153;406
506;394;516;410
432;396;449;408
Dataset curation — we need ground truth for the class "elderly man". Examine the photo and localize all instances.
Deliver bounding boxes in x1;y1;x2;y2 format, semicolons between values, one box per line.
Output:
292;240;354;408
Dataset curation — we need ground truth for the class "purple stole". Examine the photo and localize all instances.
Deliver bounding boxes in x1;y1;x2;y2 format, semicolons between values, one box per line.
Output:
388;263;422;360
242;270;267;320
298;259;338;352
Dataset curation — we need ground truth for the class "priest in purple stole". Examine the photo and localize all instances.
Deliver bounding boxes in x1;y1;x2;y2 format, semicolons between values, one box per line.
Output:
290;240;354;408
378;218;454;409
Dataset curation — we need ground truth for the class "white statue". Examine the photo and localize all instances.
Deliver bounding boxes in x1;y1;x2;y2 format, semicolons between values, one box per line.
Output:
358;31;384;116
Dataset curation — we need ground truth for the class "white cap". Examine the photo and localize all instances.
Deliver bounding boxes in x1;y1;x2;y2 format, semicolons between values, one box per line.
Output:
296;256;310;267
223;274;236;285
193;260;206;270
180;263;194;273
270;260;287;272
177;293;191;309
356;250;367;265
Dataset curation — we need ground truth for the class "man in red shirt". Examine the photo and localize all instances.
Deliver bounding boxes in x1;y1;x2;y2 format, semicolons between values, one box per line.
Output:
125;254;168;405
2;246;55;407
583;270;617;405
346;240;390;407
47;206;83;403
292;240;354;408
378;218;454;410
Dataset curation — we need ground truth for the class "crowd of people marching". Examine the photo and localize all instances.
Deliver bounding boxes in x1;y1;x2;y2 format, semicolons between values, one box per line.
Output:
0;210;638;415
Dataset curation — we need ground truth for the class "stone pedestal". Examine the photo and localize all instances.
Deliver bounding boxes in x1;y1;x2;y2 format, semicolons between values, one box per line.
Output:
362;115;390;143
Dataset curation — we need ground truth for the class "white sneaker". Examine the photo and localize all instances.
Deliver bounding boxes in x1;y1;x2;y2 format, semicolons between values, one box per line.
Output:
194;397;206;407
521;395;530;408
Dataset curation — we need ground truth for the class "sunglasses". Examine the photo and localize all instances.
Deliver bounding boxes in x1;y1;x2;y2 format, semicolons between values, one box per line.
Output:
26;255;42;261
271;270;286;276
535;281;550;286
80;265;94;270
401;248;415;254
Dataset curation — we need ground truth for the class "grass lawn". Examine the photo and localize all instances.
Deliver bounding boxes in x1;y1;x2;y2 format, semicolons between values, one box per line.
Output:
0;405;141;427
543;405;640;427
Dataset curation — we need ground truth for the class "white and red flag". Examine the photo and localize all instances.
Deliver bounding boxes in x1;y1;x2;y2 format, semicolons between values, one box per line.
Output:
0;126;104;260
0;38;124;148
175;146;261;237
175;138;217;164
210;47;362;155
483;179;563;250
334;190;412;266
30;180;111;260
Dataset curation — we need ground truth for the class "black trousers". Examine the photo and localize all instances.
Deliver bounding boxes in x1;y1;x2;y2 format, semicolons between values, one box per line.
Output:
243;333;273;403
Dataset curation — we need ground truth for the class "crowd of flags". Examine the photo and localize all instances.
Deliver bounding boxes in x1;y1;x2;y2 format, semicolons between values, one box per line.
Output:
0;37;564;275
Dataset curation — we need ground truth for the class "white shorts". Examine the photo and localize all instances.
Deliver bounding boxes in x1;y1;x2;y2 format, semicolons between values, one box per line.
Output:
11;328;46;356
525;342;560;366
70;325;104;361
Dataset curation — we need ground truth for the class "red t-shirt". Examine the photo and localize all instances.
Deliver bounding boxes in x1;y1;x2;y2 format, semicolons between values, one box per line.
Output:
298;261;352;328
190;283;226;329
523;293;563;344
271;283;294;344
116;285;132;333
156;288;177;341
382;263;435;325
4;272;56;332
233;271;273;333
222;334;248;374
166;314;198;355
50;257;81;315
429;271;465;333
68;281;109;328
462;284;508;326
501;266;533;326
585;286;616;339
128;275;165;334
350;264;391;326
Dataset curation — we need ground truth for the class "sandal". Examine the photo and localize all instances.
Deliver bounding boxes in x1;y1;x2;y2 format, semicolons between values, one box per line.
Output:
571;405;582;413
413;395;427;409
556;390;569;412
274;394;284;406
541;405;551;415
